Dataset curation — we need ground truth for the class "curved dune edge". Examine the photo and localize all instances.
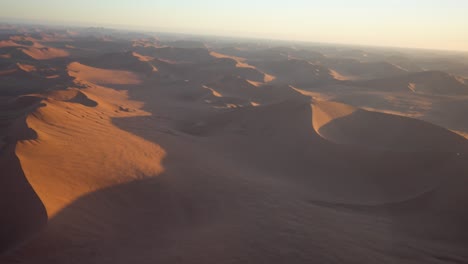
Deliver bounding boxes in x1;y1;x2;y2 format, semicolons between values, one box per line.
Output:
0;97;48;254
15;84;166;217
312;100;468;152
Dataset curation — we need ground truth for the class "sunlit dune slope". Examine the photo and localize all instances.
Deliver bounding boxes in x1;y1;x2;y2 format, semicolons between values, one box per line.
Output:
67;62;142;85
16;86;165;217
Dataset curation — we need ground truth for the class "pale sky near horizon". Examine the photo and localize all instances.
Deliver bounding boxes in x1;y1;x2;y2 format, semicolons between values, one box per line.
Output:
1;0;468;51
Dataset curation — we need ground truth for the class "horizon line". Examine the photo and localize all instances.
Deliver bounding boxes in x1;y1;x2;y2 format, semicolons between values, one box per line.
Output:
1;16;468;54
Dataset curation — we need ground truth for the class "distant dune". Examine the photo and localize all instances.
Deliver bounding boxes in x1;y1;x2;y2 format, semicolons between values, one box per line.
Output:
79;51;156;74
251;58;336;86
352;70;468;94
313;100;468;151
322;58;408;80
21;47;69;60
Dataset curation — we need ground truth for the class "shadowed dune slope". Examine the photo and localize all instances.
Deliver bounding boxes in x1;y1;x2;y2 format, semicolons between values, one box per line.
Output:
0;97;47;254
0;144;47;254
181;98;467;206
79;51;155;74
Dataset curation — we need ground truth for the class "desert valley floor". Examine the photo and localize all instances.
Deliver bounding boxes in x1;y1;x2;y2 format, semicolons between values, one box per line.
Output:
1;24;468;263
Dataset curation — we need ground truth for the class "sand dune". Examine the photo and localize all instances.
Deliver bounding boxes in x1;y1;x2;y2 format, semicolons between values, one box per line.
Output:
0;40;23;48
312;100;468;151
13;84;166;218
132;51;154;62
251;58;336;86
210;51;256;69
6;93;467;263
180;97;467;210
79;52;155;74
323;58;407;80
46;88;98;107
135;46;213;63
1;26;468;263
210;51;277;83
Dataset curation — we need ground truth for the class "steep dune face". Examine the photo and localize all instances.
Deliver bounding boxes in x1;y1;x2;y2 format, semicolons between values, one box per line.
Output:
0;96;47;253
312;100;468;151
0;144;47;254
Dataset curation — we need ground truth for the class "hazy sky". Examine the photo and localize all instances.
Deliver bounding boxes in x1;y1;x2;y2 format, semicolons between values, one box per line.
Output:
1;0;468;51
